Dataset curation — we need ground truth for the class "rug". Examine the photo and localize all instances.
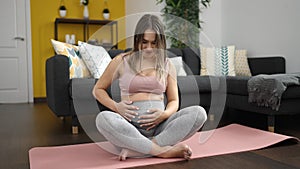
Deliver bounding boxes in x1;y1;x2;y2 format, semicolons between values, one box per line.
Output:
29;124;299;169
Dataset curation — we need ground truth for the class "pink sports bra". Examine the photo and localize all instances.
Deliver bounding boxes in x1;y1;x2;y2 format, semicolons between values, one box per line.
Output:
119;57;168;96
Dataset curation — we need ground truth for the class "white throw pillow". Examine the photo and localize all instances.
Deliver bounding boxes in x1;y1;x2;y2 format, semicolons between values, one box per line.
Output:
78;41;112;78
169;57;187;76
200;45;236;76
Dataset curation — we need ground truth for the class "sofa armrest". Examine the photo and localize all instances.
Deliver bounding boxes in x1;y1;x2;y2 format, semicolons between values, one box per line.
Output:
46;55;72;116
248;56;286;75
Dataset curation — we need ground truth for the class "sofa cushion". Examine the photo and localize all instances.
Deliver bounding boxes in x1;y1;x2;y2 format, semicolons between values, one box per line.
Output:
181;48;200;75
193;75;220;92
235;50;252;77
69;78;98;100
167;48;182;57
226;76;250;96
167;48;188;76
78;41;112;78
282;85;300;99
108;49;125;58
169;57;187;76
248;57;285;75
200;45;236;76
50;39;91;78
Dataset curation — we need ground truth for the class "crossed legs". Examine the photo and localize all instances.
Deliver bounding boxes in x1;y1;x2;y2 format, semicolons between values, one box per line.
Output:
96;105;207;160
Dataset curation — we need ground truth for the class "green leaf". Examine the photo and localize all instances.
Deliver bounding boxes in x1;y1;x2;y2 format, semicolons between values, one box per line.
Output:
158;0;210;48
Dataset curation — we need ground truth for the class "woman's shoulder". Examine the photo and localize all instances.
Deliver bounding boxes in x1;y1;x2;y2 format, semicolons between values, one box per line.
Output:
109;52;132;74
111;52;131;63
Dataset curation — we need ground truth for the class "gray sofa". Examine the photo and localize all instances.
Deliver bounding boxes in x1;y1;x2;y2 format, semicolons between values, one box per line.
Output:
46;47;299;134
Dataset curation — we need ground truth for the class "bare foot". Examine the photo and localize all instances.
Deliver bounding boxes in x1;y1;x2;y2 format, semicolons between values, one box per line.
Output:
157;144;192;160
118;149;146;161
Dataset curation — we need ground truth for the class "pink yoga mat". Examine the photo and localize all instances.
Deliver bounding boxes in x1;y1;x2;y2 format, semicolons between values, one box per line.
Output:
29;124;299;169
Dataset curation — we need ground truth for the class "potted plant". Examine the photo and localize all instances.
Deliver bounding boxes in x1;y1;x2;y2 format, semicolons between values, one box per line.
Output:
103;8;110;20
102;0;110;20
59;0;67;17
156;0;210;48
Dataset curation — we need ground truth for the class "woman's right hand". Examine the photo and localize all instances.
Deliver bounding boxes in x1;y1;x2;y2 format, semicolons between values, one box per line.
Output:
115;101;139;121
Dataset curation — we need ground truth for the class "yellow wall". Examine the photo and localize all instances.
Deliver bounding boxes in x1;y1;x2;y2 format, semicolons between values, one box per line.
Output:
30;0;125;98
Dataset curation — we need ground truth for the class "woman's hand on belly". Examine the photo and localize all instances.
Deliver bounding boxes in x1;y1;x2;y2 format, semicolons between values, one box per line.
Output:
115;100;139;121
137;108;167;131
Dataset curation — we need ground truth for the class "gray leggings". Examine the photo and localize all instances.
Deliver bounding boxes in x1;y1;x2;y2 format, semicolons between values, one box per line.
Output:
96;100;207;154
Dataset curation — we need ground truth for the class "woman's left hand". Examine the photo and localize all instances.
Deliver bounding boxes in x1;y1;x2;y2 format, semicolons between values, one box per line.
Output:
138;108;166;131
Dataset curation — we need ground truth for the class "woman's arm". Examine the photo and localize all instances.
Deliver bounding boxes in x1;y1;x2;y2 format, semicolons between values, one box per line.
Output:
163;60;179;119
92;54;123;112
93;53;139;121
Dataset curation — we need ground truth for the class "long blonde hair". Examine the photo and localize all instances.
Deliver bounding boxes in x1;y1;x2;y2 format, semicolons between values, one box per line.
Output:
127;14;167;81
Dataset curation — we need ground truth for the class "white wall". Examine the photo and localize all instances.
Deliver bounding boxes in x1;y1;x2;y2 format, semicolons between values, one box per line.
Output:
126;0;300;73
200;0;222;47
203;0;300;73
125;0;164;48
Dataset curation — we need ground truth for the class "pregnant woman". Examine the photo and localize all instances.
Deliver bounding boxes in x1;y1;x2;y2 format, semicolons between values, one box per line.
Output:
93;14;207;161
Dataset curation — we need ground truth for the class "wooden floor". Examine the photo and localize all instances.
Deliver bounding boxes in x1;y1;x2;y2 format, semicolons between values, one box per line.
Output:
0;102;299;169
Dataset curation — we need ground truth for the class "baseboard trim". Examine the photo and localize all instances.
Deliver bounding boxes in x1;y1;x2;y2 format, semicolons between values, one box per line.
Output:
34;97;47;103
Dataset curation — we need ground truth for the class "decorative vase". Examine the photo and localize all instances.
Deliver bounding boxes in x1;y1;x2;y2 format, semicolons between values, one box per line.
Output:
59;5;67;17
103;13;110;20
83;5;89;19
59;10;67;17
102;8;110;20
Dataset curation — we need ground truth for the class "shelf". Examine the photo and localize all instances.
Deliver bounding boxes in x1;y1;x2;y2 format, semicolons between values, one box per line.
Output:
54;18;118;49
55;18;116;25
